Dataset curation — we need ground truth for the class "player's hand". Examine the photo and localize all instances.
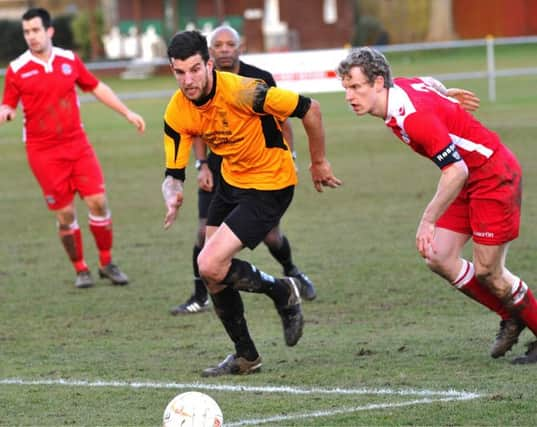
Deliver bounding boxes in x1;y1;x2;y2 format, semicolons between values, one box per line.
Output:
309;159;342;192
446;88;480;112
125;110;146;133
416;218;436;258
161;176;184;229
197;165;214;192
0;106;15;124
163;193;183;229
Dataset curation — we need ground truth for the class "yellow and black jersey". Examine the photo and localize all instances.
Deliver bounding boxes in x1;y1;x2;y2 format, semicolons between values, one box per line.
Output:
163;69;311;190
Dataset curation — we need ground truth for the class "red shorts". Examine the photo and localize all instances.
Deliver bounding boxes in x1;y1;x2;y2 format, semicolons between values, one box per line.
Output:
26;137;105;211
436;145;522;245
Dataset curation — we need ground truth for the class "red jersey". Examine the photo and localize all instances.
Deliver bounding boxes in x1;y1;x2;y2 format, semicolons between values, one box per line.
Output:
385;77;501;172
2;47;99;145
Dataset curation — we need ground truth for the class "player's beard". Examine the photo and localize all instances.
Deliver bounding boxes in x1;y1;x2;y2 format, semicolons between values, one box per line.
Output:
29;39;52;57
185;69;211;103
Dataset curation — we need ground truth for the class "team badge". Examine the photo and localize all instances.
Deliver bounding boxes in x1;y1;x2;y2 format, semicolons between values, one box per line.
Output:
61;63;72;75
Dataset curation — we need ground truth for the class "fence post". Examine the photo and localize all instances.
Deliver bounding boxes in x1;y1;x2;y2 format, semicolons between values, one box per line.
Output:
486;35;496;102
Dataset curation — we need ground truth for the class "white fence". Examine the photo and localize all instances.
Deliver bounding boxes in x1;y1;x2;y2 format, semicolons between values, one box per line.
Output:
2;36;536;101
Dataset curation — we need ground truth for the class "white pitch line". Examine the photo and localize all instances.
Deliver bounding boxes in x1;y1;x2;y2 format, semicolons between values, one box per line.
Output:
1;378;484;426
0;378;482;399
225;395;480;426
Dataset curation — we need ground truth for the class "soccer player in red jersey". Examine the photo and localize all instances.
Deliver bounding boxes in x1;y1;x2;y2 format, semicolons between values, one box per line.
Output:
337;47;537;364
0;8;146;288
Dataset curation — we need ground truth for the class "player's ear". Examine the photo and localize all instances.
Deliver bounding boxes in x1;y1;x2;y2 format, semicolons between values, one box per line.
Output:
47;26;55;39
374;75;385;91
207;58;214;72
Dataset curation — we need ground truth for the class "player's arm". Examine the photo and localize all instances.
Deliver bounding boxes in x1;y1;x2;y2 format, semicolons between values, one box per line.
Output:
0;104;16;124
193;136;213;192
162;111;193;229
257;84;341;191
1;69;19;124
417;160;468;258
421;76;480;112
446;88;480;112
91;82;146;132
406;112;469;257
162;174;184;230
299;98;342;192
281;119;295;157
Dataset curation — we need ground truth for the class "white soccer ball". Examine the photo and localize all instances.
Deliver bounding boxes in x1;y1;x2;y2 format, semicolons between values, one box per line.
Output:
162;391;223;427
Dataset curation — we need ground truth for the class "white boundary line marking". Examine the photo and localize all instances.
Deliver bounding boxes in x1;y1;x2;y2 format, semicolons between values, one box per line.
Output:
226;396;480;426
1;378;484;425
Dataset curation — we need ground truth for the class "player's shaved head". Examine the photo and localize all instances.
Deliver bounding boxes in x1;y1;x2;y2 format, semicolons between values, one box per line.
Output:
208;25;240;48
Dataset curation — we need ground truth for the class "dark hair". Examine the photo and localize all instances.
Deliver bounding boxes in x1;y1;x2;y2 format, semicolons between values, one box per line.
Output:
337;47;393;88
167;30;209;62
22;8;52;29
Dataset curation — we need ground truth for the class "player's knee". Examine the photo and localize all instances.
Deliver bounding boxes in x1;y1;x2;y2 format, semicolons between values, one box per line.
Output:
85;194;108;216
55;207;76;227
197;251;219;283
263;227;283;248
424;253;450;276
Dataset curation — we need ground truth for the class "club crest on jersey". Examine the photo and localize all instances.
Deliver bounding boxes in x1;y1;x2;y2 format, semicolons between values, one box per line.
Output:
61;63;72;75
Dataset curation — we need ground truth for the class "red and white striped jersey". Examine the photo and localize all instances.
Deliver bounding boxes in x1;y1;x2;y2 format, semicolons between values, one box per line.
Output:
385;77;501;171
2;47;99;144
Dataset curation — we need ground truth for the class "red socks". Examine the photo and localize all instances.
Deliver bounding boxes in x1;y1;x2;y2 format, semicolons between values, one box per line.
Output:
88;213;113;267
452;260;510;319
510;280;537;335
58;221;88;273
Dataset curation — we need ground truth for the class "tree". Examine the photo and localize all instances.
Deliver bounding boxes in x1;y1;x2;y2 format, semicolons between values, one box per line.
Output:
426;0;457;41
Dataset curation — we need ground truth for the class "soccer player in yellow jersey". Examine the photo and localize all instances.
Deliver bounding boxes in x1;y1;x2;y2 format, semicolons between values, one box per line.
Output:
169;25;317;316
161;30;341;376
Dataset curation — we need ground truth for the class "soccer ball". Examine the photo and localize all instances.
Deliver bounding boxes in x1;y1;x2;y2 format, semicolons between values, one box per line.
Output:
162;391;223;427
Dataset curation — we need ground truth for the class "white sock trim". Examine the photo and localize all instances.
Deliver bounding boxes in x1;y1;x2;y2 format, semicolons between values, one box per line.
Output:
452;259;474;289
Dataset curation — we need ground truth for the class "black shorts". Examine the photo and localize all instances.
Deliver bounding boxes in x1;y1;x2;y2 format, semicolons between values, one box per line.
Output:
198;153;222;219
207;177;294;249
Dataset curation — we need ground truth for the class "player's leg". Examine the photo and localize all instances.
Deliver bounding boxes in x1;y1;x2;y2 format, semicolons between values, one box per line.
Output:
468;146;527;360
473;243;537;363
83;192;127;285
55;204;93;288
198;183;302;376
26;143;92;288
75;144;127;285
263;226;317;300
425;226;520;358
426;227;511;318
199;224;262;376
170;188;212;315
200;189;303;345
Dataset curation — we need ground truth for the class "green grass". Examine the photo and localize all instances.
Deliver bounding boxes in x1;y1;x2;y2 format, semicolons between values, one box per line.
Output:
1;68;537;425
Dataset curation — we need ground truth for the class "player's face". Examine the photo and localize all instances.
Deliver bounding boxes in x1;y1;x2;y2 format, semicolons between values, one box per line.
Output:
170;54;214;102
22;17;53;56
210;30;240;72
341;66;385;117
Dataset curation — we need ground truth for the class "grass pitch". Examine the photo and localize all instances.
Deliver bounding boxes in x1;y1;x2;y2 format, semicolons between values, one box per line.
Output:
1;69;537;425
